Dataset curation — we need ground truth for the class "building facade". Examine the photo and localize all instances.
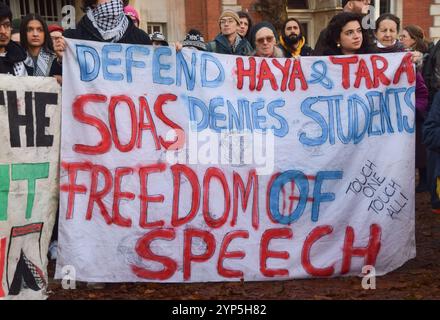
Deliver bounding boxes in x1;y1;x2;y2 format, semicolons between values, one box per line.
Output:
0;0;187;43
0;0;438;44
1;0;74;24
182;0;437;45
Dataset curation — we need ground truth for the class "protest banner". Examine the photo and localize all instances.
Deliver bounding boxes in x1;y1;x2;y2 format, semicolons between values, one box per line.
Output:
56;39;416;283
0;75;61;299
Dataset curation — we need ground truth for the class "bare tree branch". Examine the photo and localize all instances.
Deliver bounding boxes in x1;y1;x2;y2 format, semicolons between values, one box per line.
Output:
254;0;288;32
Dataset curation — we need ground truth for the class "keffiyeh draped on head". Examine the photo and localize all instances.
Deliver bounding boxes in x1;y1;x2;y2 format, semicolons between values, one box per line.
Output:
86;0;129;42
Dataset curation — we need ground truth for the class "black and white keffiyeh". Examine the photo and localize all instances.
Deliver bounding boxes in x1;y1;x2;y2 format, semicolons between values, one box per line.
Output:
86;0;129;42
24;48;56;76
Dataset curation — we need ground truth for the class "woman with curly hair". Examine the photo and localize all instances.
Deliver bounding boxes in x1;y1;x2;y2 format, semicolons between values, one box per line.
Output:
320;12;373;56
400;25;434;193
237;11;253;42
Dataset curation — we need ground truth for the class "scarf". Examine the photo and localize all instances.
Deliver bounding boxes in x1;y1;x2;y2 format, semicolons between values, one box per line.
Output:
24;48;56;77
86;0;129;42
280;36;306;57
231;34;242;53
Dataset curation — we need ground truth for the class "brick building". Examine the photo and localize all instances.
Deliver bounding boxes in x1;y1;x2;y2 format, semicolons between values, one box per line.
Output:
184;0;437;46
0;0;438;44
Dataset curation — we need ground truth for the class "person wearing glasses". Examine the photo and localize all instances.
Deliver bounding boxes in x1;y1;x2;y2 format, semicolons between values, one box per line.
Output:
0;3;27;75
249;22;285;58
314;0;371;56
206;10;253;56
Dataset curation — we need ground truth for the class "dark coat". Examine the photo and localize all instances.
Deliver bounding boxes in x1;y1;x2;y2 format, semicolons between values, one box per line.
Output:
425;148;440;209
64;14;151;45
416;72;429;169
423;92;440;208
206;34;253;56
374;41;405;54
278;43;313;57
422;41;440;106
423;92;440;153
0;40;27;75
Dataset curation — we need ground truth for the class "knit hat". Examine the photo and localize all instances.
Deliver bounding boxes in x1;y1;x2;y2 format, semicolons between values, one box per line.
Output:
48;24;64;34
218;10;240;26
124;5;140;25
249;21;278;48
182;29;207;51
151;31;169;46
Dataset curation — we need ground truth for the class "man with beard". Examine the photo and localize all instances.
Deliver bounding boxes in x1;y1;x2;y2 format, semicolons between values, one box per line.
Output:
313;0;371;56
0;3;27;75
278;18;313;57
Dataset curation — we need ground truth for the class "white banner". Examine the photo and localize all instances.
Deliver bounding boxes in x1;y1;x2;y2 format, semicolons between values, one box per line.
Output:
0;75;61;299
56;39;416;283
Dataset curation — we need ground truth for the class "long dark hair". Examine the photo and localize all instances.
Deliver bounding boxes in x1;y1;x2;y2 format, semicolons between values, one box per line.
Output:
20;14;54;52
325;12;372;55
237;11;253;39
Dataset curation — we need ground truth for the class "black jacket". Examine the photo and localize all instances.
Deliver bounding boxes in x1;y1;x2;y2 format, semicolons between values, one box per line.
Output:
64;15;151;45
278;43;313;57
423;92;440;153
0;40;27;75
423;91;440;208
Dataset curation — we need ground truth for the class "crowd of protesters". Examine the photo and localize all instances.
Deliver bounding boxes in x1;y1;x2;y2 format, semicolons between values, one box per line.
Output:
1;0;440;285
